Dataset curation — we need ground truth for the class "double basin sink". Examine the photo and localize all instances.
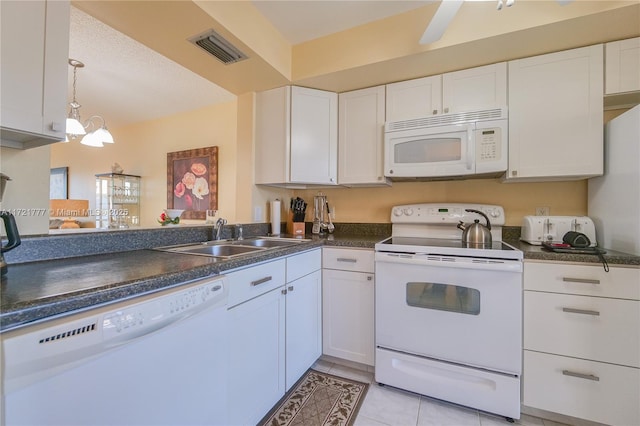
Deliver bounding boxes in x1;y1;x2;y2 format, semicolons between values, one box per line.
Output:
155;236;310;259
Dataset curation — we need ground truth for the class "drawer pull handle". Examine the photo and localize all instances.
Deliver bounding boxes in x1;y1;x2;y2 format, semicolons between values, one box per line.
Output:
251;276;272;286
562;277;600;285
562;370;600;382
562;307;600;316
337;258;357;263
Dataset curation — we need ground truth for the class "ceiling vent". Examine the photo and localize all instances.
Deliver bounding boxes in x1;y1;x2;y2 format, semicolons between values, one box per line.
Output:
190;29;247;65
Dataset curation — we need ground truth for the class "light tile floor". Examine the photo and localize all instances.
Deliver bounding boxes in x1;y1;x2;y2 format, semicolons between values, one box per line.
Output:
311;359;569;426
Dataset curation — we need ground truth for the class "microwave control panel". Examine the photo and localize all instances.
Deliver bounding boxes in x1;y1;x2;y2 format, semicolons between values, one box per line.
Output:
476;127;501;162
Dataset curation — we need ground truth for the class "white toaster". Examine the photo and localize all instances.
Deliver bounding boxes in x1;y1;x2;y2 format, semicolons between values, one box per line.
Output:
521;216;597;246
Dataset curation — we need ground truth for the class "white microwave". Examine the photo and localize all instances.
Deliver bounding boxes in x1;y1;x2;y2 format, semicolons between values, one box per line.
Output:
384;108;508;179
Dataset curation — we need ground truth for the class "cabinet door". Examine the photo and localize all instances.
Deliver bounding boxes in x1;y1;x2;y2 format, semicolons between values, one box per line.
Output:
605;37;640;94
338;86;388;186
290;86;338;185
255;86;290;185
285;270;322;390
228;287;286;425
322;269;375;366
507;45;603;181
385;75;442;122
0;0;69;149
442;62;507;114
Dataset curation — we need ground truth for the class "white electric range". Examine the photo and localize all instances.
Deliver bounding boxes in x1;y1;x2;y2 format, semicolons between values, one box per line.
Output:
374;203;523;421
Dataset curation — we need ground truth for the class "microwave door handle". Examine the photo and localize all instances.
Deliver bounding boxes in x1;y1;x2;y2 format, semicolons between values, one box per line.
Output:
466;126;473;170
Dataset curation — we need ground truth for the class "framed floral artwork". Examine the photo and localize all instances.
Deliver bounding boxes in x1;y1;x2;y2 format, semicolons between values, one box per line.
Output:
167;147;218;220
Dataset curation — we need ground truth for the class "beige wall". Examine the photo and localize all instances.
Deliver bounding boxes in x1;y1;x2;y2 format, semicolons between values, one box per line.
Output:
0;145;51;235
51;101;242;228
295;180;586;227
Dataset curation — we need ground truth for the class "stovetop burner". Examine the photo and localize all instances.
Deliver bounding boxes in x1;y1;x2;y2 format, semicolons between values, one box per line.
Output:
376;236;522;260
379;236;517;251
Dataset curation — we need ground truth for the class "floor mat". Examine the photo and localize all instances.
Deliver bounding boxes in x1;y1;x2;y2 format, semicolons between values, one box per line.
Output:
259;368;369;426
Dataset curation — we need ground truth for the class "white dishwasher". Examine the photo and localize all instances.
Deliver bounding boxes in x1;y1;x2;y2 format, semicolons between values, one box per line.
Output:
1;275;228;426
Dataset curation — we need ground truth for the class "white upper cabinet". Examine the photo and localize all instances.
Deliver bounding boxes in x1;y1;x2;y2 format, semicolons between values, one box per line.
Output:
385;62;507;122
338;86;389;186
441;63;507;114
0;0;70;149
605;37;640;95
385;75;442;122
255;86;338;187
506;45;604;182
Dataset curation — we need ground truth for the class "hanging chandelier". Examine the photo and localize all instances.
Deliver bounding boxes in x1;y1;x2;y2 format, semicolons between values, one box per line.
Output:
65;59;114;147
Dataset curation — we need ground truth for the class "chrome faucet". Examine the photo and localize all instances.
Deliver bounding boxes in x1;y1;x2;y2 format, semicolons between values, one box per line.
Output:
235;223;243;241
214;218;227;240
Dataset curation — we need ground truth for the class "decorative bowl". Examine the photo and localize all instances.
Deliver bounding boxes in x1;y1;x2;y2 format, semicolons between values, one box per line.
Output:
159;209;184;226
163;209;185;219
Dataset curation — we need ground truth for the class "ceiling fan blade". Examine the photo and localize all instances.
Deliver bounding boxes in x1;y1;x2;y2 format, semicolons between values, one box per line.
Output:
419;0;464;45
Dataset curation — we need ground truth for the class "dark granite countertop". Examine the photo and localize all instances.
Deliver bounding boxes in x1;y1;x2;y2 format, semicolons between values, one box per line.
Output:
507;240;640;266
0;239;324;332
2;231;637;333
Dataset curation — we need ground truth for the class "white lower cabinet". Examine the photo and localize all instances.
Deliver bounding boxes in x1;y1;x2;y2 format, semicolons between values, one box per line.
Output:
285;269;322;389
228;284;286;426
227;249;322;425
523;261;640;425
322;248;375;366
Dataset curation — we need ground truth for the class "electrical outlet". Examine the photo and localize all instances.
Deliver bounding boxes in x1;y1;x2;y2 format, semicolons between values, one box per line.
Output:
535;207;550;216
253;206;263;222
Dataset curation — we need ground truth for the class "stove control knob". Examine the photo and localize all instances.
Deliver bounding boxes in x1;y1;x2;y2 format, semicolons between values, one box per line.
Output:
403;208;414;216
393;208;403;217
489;209;501;218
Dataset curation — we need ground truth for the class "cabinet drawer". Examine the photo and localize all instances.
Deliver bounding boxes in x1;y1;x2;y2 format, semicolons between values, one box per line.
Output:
323;248;374;273
227;260;286;307
523;350;640;426
524;291;640;367
524;262;640;299
286;249;321;282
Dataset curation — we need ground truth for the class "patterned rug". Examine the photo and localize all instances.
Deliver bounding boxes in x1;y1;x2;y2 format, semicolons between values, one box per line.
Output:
259;369;369;426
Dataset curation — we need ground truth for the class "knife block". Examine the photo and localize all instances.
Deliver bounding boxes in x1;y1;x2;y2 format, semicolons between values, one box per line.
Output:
286;212;305;236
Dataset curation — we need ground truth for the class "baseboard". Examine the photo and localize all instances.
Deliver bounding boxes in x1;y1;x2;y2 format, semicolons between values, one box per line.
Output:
521;405;606;426
319;354;375;374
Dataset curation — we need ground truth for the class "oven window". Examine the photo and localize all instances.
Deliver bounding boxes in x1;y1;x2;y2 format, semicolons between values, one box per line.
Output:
394;138;462;163
406;282;480;315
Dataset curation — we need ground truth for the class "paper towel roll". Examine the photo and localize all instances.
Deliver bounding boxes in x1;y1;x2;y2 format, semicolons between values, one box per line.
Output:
271;199;281;235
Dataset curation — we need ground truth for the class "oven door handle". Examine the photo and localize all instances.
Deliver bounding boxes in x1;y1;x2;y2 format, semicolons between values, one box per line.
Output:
375;252;522;272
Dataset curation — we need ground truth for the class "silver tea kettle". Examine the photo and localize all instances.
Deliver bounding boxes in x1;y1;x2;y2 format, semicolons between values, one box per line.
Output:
457;209;492;246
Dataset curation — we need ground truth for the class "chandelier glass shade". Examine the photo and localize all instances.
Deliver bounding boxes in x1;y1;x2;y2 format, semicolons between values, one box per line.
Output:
65;59;114;147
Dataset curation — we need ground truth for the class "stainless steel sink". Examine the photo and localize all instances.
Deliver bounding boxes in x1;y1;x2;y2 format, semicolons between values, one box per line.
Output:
170;244;262;257
237;238;305;248
155;236;310;259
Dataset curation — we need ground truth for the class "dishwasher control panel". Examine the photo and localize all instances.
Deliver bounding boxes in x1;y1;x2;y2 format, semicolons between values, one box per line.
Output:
102;277;225;340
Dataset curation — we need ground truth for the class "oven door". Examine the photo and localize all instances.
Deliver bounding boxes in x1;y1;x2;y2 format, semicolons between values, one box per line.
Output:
384;123;475;178
375;252;522;374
